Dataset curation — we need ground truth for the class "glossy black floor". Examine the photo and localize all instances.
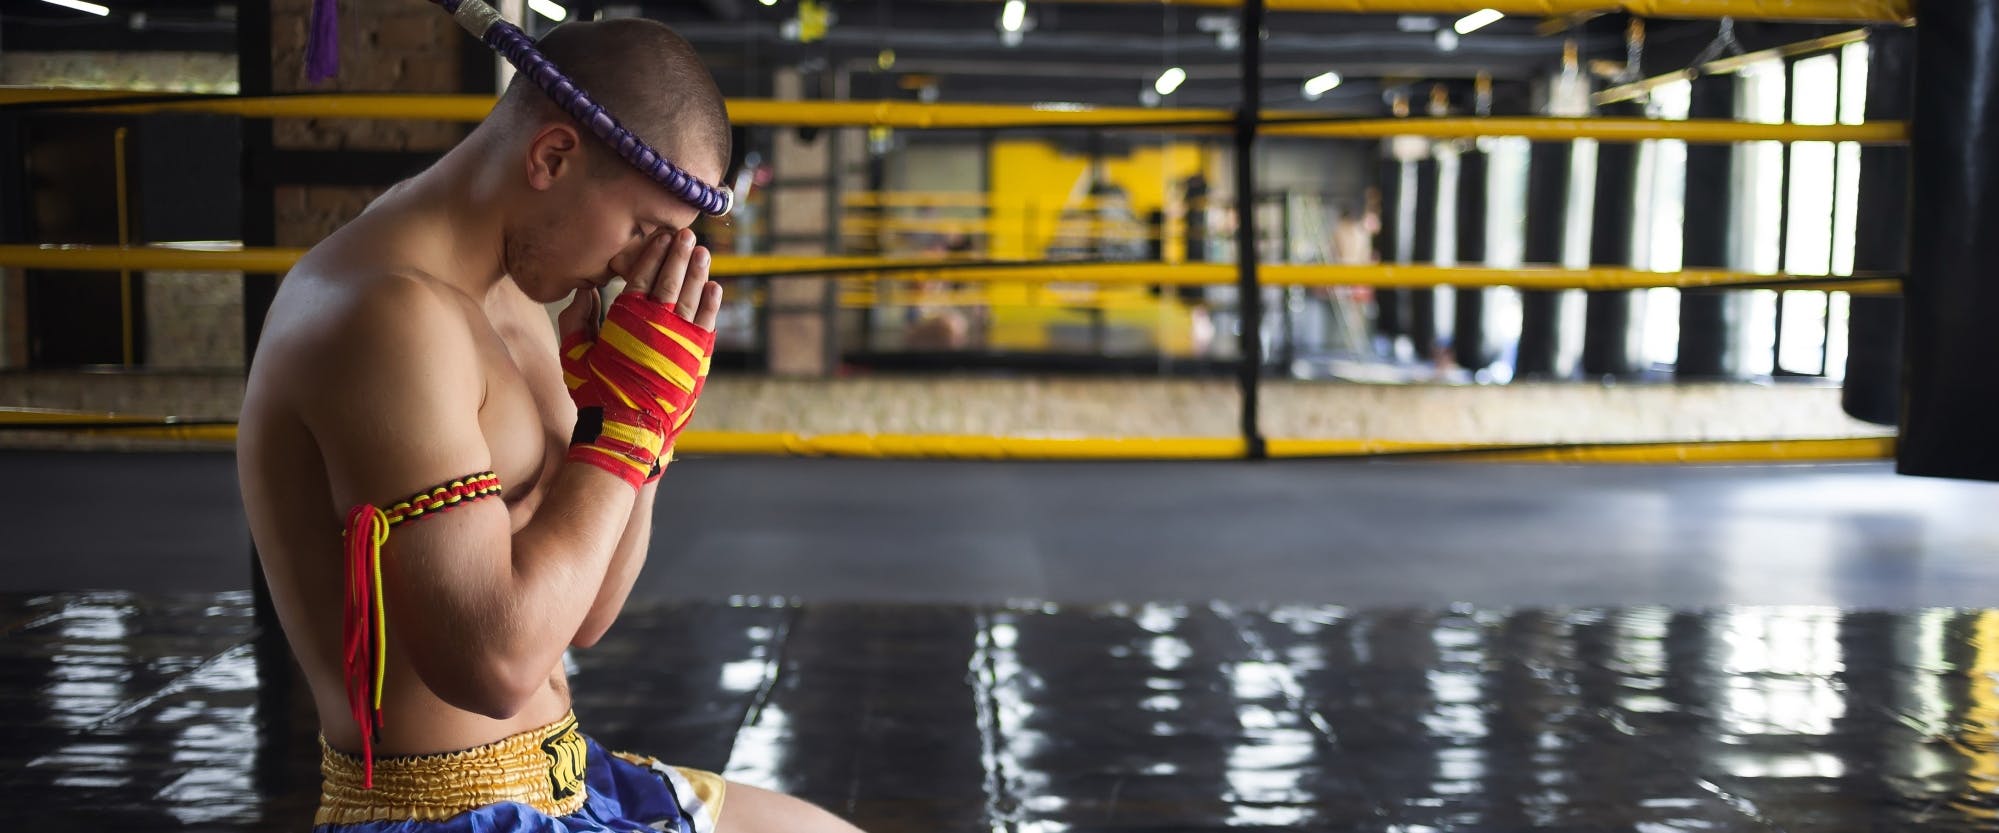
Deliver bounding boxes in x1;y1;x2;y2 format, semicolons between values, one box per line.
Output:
6;451;1999;830
10;451;1999;607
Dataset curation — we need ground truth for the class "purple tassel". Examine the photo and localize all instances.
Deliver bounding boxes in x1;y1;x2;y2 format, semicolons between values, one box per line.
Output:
306;0;340;84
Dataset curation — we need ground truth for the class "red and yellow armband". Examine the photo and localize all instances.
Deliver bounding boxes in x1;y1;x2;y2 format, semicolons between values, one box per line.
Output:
560;294;714;488
340;471;504;789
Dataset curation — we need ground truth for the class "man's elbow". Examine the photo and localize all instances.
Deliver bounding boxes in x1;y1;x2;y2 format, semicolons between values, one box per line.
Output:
570;616;611;650
421;657;546;720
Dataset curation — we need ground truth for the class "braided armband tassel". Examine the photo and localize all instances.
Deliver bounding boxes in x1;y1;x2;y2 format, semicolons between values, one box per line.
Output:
340;472;504;789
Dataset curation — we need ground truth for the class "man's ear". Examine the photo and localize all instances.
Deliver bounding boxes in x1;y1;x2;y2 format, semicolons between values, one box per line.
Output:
524;123;585;191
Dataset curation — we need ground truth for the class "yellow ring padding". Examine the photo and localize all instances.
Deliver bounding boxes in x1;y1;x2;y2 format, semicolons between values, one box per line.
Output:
1267;436;1895;463
679;432;1895;463
1052;0;1909;20
1259;117;1906;144
2;91;1909;143
5;423;241;442
0;407;215;425
677;432;1248;460
0;247;1901;294
0;244;306;273
1593;29;1870;106
0;88;183;105
4;94;1221;128
0;410;1893;465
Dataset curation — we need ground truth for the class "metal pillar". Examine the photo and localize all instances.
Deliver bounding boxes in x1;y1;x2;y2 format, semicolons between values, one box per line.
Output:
1234;0;1265;458
1516;140;1571;378
239;0;279;635
1375;153;1408;345
1841;26;1911;427
1409;156;1441;360
1677;74;1747;379
1581;101;1644;379
1903;0;1999;479
1453;144;1494;373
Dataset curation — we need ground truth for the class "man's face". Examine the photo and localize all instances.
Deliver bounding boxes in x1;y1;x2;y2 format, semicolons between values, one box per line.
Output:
504;149;723;304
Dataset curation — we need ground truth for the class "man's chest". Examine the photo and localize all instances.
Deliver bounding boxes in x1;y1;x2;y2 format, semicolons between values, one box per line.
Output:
479;310;575;524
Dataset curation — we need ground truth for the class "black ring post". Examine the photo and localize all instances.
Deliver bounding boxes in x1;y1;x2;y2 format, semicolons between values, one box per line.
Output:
1841;26;1912;426
1453;141;1494;373
1235;0;1266;459
1581;101;1644;379
240;0;302;800
1678;74;1745;380
1375;152;1408;347
1903;0;1999;480
1410;155;1442;361
1516;140;1572;378
241;0;279;636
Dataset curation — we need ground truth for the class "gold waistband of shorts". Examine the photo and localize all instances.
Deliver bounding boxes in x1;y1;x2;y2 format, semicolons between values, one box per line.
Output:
315;712;591;826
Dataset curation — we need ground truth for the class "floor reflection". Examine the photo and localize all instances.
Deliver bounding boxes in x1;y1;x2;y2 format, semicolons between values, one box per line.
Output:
5;593;1999;831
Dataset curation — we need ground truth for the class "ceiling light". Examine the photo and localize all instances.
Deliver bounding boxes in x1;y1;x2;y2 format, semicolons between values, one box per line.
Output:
759;0;777;5
1303;71;1342;99
40;0;110;15
1001;0;1026;33
1454;8;1502;35
1154;67;1186;96
528;0;567;21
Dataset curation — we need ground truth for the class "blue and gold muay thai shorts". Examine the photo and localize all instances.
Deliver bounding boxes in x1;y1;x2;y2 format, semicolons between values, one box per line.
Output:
313;712;725;832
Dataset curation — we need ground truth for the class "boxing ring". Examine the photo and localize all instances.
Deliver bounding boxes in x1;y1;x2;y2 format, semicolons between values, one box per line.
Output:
0;11;1923;464
16;0;1999;830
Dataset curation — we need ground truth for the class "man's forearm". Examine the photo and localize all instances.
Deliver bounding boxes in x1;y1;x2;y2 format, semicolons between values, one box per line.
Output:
573;476;657;647
394;458;638;718
498;462;640;670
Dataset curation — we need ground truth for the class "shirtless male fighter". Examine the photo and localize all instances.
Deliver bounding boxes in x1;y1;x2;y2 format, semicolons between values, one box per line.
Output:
238;17;863;832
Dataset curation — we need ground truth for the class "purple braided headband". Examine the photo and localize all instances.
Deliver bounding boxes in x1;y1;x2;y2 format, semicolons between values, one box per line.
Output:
305;0;733;217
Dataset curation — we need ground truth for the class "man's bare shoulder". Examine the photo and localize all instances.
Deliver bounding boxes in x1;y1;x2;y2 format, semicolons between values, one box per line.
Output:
275;269;476;357
254;269;484;404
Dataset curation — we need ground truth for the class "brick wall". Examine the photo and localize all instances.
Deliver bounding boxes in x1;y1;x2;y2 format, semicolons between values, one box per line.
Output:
143;272;244;370
0;5;469;376
270;0;469;246
0;52;238;91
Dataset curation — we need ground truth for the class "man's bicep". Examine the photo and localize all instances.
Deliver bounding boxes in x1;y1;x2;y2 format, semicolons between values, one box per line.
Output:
295;288;522;704
301;289;494;517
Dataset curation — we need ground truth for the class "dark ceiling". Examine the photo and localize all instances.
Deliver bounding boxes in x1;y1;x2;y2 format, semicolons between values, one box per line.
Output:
0;0;1860;115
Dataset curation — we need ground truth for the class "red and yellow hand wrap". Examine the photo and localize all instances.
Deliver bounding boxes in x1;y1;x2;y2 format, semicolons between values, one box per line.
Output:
561;293;714;488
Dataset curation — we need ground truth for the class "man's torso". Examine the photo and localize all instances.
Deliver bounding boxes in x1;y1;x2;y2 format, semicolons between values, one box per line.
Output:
238;196;584;756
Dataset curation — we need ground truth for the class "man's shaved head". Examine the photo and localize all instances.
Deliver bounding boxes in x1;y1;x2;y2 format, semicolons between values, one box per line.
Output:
493;17;731;186
481;17;731;303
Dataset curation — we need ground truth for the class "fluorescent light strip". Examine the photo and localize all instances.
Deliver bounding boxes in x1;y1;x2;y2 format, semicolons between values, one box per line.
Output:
1454;8;1503;35
1001;0;1026;33
1304;71;1342;97
528;0;568;22
1155;67;1186;96
40;0;111;16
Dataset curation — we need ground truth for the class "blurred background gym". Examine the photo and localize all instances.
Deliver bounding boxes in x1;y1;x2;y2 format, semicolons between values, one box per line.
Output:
6;0;1999;829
